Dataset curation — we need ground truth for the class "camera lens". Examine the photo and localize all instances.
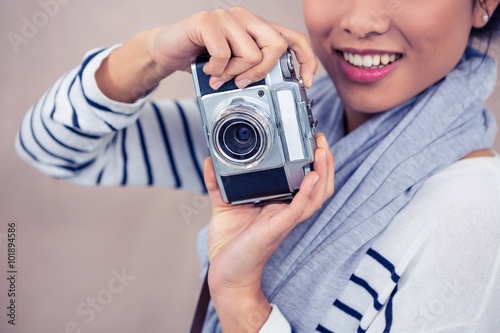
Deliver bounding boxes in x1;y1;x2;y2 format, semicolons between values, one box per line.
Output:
236;127;251;142
219;119;261;161
212;106;272;166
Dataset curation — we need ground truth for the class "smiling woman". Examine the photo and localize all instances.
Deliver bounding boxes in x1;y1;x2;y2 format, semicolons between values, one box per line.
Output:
12;0;500;332
304;0;498;131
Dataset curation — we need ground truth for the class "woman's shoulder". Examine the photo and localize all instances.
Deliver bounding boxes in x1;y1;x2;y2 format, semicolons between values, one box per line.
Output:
398;152;500;260
373;152;500;284
402;153;500;224
373;153;500;260
370;154;500;331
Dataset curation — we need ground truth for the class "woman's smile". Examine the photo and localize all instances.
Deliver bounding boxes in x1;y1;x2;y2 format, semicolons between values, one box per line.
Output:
337;49;402;83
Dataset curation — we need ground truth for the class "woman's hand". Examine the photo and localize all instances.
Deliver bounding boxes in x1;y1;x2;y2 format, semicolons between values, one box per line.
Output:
205;133;334;332
96;7;317;102
150;7;317;89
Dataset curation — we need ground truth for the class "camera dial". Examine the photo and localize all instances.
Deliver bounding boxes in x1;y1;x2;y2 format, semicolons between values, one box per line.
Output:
280;50;295;79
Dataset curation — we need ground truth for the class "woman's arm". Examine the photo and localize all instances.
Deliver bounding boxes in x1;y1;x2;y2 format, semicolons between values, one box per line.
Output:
15;48;208;190
93;8;317;103
15;7;317;189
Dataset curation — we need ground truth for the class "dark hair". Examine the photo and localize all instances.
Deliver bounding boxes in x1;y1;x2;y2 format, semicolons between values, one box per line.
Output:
470;0;500;51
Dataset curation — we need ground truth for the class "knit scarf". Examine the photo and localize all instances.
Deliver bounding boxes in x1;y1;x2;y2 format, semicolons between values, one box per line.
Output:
198;47;498;332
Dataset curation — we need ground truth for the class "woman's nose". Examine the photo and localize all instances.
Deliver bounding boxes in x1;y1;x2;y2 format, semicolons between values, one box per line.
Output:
339;0;392;38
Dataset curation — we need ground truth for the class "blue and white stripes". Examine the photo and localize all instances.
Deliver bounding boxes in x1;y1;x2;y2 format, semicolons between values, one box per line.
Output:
315;248;400;333
16;46;208;192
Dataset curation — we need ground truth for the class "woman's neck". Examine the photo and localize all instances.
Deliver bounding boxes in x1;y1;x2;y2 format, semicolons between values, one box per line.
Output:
344;107;376;134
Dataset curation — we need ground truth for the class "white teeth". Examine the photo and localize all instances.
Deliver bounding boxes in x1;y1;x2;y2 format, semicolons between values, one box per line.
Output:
381;54;390;65
362;55;372;68
343;51;400;68
353;54;363;67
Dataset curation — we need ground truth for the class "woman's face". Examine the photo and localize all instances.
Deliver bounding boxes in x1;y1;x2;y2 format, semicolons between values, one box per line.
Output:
303;0;484;117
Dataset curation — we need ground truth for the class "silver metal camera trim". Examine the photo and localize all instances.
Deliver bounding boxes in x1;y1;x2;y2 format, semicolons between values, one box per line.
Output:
200;86;286;179
270;86;316;192
274;88;306;162
211;103;274;169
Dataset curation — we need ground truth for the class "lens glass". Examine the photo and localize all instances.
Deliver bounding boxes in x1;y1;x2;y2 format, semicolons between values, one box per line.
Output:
218;119;262;161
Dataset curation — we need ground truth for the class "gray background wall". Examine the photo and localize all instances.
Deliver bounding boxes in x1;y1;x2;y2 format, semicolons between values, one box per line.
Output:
1;1;499;332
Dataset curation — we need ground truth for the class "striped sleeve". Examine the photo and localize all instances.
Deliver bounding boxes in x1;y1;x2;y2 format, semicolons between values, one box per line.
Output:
15;46;208;193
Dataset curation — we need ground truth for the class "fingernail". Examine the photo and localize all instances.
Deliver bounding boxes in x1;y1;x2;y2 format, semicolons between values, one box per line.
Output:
307;74;315;88
210;80;224;90
321;134;329;148
235;78;252;89
313;174;320;185
320;148;327;162
316;133;324;143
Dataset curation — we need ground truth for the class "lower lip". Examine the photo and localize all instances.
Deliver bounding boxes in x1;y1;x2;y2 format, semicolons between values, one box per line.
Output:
339;53;400;83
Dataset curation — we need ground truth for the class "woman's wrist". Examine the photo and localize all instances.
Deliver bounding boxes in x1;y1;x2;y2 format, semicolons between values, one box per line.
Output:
95;28;173;103
211;285;272;332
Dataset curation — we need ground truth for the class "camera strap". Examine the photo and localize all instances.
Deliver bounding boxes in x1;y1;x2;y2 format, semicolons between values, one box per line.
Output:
189;269;210;333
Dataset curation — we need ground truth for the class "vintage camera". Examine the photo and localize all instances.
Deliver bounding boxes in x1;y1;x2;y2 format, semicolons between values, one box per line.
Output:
191;50;316;204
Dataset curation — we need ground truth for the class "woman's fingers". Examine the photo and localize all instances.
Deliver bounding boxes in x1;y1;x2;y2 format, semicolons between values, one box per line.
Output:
200;12;265;83
281;133;334;223
228;11;289;87
203;7;288;88
266;21;318;88
305;147;328;216
315;133;335;200
148;7;316;89
203;157;230;209
323;137;335;198
270;170;319;236
195;7;316;89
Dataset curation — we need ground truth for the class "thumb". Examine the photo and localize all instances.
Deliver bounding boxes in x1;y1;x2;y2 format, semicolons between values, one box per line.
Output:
203;157;229;208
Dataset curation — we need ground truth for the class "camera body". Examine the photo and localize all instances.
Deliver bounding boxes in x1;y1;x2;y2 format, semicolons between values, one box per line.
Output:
192;50;316;204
